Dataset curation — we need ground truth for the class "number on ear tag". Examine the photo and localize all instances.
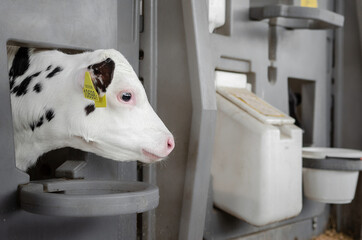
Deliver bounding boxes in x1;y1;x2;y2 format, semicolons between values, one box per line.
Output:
83;71;107;108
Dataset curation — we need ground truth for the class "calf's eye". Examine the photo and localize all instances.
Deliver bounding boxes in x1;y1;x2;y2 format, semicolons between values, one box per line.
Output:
121;92;132;102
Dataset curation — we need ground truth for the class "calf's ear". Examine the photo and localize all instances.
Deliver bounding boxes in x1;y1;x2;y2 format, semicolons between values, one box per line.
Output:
87;58;115;94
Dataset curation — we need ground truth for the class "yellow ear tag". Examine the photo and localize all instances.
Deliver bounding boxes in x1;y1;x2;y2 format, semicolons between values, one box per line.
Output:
83;71;107;108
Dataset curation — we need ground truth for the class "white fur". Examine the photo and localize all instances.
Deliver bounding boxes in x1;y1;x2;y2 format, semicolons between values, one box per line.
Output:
8;47;174;171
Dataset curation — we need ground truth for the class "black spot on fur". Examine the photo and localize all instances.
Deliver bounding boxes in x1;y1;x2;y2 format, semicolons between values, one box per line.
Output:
84;104;95;115
45;109;55;122
30;123;35;131
36;117;44;128
12;71;41;97
46;65;52;71
32;72;41;77
33;83;42;93
9;47;29;89
46;66;63;78
29;116;45;131
87;58;115;93
10;80;15;90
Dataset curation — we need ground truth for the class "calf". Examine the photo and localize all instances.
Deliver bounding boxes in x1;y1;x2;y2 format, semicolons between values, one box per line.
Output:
7;46;174;171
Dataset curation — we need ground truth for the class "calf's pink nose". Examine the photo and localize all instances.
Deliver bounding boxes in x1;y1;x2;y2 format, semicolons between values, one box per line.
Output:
166;136;175;154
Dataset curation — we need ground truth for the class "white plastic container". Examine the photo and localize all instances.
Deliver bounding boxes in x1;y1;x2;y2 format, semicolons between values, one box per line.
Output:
212;76;302;226
303;147;362;204
303;168;359;204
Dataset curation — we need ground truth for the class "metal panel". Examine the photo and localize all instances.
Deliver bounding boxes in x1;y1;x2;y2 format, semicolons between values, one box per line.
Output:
210;0;334;147
155;0;193;239
154;0;336;238
334;0;362;238
0;0;139;239
179;0;217;239
139;0;159;239
159;0;334;238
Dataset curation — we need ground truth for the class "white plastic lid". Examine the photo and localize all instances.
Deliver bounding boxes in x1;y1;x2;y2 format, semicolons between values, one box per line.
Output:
215;70;295;125
217;87;295;125
303;147;362;159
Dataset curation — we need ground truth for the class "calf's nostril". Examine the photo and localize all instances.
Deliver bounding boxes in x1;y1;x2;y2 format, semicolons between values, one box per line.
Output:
167;137;175;150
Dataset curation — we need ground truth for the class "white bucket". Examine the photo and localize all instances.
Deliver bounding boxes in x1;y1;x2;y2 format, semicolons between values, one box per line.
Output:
303;168;359;204
303;147;362;204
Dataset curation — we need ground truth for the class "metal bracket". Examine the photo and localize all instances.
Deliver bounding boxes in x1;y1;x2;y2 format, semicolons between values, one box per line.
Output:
250;5;344;30
55;160;87;179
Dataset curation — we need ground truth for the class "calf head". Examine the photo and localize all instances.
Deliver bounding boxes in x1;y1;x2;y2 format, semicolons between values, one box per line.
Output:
10;48;174;170
70;50;175;164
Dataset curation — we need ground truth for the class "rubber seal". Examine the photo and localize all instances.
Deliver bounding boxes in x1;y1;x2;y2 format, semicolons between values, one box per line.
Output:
303;157;362;171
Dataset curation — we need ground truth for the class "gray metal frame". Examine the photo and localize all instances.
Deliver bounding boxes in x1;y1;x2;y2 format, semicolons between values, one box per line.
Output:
174;0;339;239
139;0;159;238
179;0;217;239
333;0;344;148
0;1;141;239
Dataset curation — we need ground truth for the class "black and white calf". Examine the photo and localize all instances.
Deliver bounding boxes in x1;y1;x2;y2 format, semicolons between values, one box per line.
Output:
7;46;175;171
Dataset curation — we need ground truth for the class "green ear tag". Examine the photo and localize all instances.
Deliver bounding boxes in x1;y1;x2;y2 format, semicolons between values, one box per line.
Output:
83;71;107;108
